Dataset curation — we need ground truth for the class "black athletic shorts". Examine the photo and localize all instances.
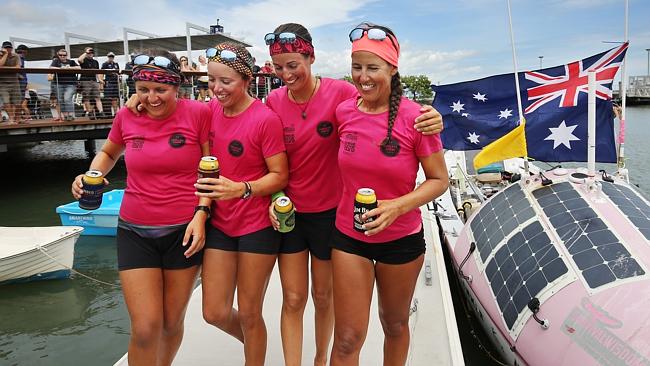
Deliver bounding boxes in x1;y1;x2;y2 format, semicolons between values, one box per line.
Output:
279;208;336;260
116;225;203;271
205;224;281;255
330;227;425;265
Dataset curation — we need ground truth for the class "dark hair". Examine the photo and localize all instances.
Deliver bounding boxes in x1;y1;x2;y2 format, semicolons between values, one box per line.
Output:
274;23;313;44
381;71;402;149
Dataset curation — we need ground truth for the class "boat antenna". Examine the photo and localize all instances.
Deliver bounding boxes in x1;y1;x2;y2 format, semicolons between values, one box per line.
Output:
506;0;530;176
617;0;629;182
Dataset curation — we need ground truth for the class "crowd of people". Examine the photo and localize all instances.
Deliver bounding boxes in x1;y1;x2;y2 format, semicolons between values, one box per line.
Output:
0;40;282;124
69;21;446;366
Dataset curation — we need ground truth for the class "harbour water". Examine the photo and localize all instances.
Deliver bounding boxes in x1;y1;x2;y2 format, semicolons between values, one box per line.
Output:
0;106;648;365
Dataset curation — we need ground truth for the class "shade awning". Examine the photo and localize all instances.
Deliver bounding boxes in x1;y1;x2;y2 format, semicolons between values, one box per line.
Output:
23;33;252;62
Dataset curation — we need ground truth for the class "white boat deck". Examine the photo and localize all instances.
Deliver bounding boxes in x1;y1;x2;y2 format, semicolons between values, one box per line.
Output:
114;205;464;365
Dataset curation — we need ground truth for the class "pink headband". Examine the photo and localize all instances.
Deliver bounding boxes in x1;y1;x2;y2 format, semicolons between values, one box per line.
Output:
269;37;314;57
351;33;400;67
132;65;181;85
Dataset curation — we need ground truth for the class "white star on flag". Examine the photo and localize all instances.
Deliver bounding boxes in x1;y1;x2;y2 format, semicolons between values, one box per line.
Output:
472;92;487;102
451;100;465;113
544;120;580;149
461;113;470;117
467;132;480;144
498;108;513;119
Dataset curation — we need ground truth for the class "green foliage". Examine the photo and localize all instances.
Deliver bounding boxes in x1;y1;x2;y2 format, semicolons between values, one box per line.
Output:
401;75;433;102
341;75;353;84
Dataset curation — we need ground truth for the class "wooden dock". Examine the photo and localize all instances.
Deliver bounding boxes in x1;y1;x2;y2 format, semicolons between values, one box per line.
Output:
113;203;465;365
0;117;113;146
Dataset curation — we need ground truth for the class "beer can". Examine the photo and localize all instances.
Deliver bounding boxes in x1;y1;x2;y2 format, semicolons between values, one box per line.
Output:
353;188;377;232
273;196;295;233
79;170;105;210
197;156;220;193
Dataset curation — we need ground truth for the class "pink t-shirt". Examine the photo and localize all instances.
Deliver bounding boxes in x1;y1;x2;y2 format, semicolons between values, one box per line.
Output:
208;99;286;236
108;99;211;225
266;78;357;213
335;97;443;243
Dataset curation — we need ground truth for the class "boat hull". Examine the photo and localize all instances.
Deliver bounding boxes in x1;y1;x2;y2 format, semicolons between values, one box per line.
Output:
0;226;83;284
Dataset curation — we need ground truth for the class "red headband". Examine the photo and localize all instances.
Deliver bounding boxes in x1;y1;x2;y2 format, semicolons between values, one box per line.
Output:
269;38;314;57
351;33;400;67
132;65;182;85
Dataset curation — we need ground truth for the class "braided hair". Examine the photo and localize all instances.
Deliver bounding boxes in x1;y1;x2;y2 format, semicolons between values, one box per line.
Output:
381;71;402;152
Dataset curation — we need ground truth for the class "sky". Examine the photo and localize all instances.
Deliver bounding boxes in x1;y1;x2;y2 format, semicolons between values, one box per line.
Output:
1;0;649;85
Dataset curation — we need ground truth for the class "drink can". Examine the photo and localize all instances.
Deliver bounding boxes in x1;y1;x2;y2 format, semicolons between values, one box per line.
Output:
273;196;295;233
197;156;220;193
79;170;105;210
354;188;377;232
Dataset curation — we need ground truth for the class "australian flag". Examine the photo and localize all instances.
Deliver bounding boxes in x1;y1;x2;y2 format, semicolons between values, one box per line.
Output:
433;43;628;163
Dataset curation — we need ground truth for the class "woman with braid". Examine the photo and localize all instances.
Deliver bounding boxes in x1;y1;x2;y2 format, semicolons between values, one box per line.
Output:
264;23;443;366
329;23;448;365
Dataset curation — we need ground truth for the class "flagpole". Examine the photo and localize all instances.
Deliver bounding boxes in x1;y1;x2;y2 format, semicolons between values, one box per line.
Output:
617;0;629;180
588;70;597;176
506;0;529;174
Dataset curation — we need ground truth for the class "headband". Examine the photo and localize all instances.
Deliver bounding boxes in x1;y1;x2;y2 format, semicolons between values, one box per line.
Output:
269;37;314;57
132;65;182;85
208;44;254;78
351;33;400;67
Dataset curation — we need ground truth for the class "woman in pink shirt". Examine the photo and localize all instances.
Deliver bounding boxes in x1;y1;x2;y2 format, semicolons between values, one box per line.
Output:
330;23;448;365
265;23;444;366
194;43;289;365
71;49;211;365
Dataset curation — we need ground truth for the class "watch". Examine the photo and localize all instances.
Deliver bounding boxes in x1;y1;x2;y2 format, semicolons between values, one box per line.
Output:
241;181;252;200
194;205;211;218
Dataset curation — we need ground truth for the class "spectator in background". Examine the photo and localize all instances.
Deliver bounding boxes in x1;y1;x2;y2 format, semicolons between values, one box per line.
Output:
178;55;196;99
78;47;105;119
124;53;136;99
15;44;32;122
269;62;284;90
50;48;80;121
100;52;120;117
196;55;211;101
256;60;273;101
0;41;21;124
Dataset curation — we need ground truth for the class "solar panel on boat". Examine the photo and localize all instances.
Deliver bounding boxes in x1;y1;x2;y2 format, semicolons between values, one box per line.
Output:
485;221;568;329
601;182;650;241
533;182;645;289
470;183;535;263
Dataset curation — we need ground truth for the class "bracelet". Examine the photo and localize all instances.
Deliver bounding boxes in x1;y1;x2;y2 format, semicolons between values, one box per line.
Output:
241;181;252;200
194;205;211;218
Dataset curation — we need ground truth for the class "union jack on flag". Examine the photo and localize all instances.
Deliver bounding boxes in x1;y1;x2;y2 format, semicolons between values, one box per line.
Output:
525;43;628;113
433;43;628;163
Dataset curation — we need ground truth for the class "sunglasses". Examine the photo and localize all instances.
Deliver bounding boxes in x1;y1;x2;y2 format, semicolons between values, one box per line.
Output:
206;48;238;62
133;54;179;73
264;32;303;45
349;23;398;50
58;54;68;57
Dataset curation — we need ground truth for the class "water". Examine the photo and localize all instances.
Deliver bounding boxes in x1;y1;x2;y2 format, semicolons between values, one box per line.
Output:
0;107;648;365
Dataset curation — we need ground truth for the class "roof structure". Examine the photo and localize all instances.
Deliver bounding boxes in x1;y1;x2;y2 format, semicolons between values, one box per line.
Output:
20;33;251;62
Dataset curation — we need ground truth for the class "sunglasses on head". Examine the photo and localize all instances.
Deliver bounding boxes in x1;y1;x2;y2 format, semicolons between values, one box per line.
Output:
133;54;179;73
349;23;397;49
264;32;303;45
206;48;239;62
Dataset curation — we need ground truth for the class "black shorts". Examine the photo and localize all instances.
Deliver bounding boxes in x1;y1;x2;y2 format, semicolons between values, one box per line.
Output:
104;82;119;99
116;225;203;271
197;81;209;90
279;208;336;260
330;227;425;265
205;225;281;255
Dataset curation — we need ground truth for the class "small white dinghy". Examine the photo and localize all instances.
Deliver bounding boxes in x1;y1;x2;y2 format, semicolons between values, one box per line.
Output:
0;226;83;284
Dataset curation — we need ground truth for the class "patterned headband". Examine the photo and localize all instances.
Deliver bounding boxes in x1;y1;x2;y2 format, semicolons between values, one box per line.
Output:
208;44;254;78
269;37;314;57
132;64;182;85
